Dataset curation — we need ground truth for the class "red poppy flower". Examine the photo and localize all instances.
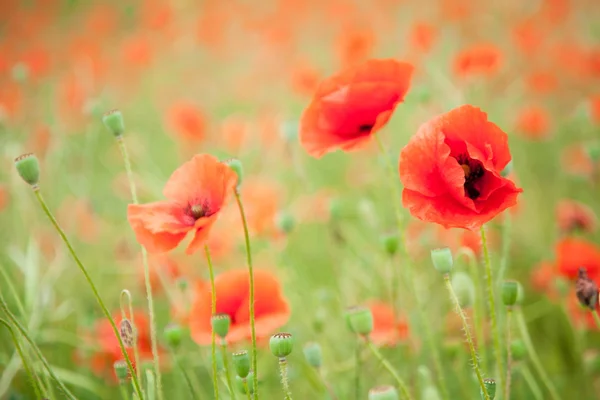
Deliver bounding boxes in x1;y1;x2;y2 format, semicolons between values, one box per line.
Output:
515;105;551;140
127;154;237;254
526;71;558;95
409;22;436;53
166;101;207;142
556;237;600;281
556;200;597;235
366;300;409;346
530;260;559;299
399;105;522;230
189;269;290;345
300;58;413;158
453;44;502;78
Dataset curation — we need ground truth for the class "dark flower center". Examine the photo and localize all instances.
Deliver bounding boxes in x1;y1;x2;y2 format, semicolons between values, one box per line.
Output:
187;203;211;220
457;154;484;200
358;123;374;133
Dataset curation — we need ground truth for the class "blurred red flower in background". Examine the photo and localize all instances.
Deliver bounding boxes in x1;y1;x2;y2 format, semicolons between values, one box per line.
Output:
515;105;551;140
300;58;413;158
556;237;600;281
453;44;502;78
399;105;522;230
166;101;207;142
127;154;237;254
366;300;409;346
189;269;290;345
556;200;597;235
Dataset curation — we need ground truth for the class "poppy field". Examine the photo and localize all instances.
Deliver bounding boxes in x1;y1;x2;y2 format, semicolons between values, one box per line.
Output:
2;0;600;399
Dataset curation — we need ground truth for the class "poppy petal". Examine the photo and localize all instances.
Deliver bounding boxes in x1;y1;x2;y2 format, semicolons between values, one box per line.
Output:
127;203;189;253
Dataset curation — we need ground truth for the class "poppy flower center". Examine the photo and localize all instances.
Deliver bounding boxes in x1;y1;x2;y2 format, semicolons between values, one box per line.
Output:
358;123;374;133
190;204;207;220
456;154;484;200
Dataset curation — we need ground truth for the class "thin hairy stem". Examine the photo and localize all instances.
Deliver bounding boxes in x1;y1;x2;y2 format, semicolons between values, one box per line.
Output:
505;308;513;400
234;190;259;398
117;136;163;400
120;290;141;383
497;214;512;285
243;379;252;400
366;338;412;400
32;189;144;399
318;369;338;400
220;340;237;399
355;339;361;400
520;365;543;400
443;275;489;400
279;358;293;400
0;318;43;398
0;297;76;399
205;245;220;400
480;226;504;391
375;134;449;400
0;264;26;317
172;351;196;399
120;384;131;400
515;309;561;400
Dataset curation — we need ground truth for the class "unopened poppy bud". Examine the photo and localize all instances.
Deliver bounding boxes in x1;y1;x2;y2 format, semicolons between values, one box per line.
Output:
501;160;513;178
236;372;255;394
102;109;125;137
14;154;40;187
119;319;136;348
576;267;598;309
163;323;183;349
275;211;295;234
113;360;129;381
303;342;323;368
270;332;294;358
502;281;519;306
224;158;243;188
511;339;526;361
232;350;251;378
12;63;29;83
380;233;399;256
368;385;399;400
431;248;453;274
452;272;475;307
211;314;231;339
481;378;496;400
345;306;373;336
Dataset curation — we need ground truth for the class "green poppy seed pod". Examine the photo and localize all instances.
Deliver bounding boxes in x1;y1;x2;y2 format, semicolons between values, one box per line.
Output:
380;233;399;256
224;158;243;189
232;350;251;378
235;372;255;394
113;360;129;381
431;248;453;274
501;160;513;178
481;378;496;400
515;282;525;305
452;271;475;307
345;306;373;336
502;281;519;306
368;385;399;400
511;339;527;362
303;342;323;368
270;333;294;358
275;211;295;234
119;319;136;348
14;154;40;187
211;314;231;339
280;120;298;142
163;323;183;349
102;109;125;137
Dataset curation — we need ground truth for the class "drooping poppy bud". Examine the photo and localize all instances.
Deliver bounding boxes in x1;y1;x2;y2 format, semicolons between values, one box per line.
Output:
576;267;598;309
119;319;136;348
14;154;40;187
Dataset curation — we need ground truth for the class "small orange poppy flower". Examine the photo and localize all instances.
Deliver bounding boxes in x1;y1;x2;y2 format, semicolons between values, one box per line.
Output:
336;26;375;68
366;300;409;346
515;105;551;140
560;143;598;178
300;58;413;158
556;200;597;235
409;22;436;53
530;260;559;299
166;101;207;142
290;62;321;97
189;269;290;345
556;237;600;281
241;179;281;237
526;71;558;95
127;154;237;254
399;105;522;230
453;44;502;78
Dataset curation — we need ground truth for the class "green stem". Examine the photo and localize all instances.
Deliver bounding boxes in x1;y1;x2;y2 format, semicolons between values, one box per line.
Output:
205;245;220;400
32;189;144;399
497;214;512;285
480;226;503;391
234;189;259;399
117;136;163;400
120;290;141;383
355;339;361;400
279;358;293;400
318;369;338;400
365;338;412;400
0;263;26;317
515;309;561;400
443;275;489;400
375;134;449;400
173;351;196;399
0;297;76;400
243;379;252;400
592;309;600;330
505;308;513;400
0;318;43;398
120;384;131;400
519;365;543;400
221;340;237;399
